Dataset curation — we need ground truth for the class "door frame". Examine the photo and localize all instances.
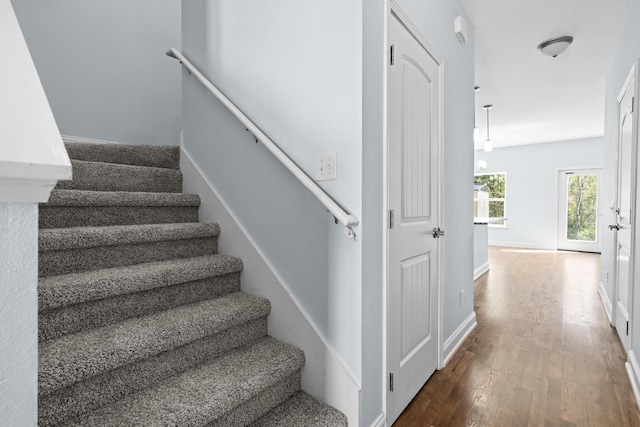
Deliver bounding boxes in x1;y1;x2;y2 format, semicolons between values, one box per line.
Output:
382;1;445;423
611;60;640;349
555;166;603;253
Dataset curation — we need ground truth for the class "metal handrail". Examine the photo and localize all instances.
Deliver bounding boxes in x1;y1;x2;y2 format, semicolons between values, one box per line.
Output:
166;48;359;240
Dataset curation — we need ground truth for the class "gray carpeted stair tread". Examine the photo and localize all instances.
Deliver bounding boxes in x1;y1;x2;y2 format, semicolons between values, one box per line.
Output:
249;391;348;427
39;254;242;312
63;337;305;427
39;235;218;278
205;372;301;427
39;254;244;341
39;292;271;396
40;205;200;229
39;318;269;427
56;160;182;193
64;142;180;169
39;222;220;252
45;189;200;207
40;190;202;229
40;272;243;341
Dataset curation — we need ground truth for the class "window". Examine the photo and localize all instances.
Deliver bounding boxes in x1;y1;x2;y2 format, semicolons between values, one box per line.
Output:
474;172;506;225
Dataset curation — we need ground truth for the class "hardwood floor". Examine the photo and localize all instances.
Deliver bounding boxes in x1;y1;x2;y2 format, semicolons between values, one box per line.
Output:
393;246;640;426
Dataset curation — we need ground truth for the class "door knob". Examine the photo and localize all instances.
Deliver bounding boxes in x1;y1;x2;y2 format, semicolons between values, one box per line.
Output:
432;227;445;238
609;224;621;231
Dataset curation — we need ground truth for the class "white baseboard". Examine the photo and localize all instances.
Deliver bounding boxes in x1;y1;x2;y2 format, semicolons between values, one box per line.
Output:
62;135;179;146
488;241;556;250
62;135;124;145
370;412;385;427
179;146;361;426
473;262;489;281
442;311;477;367
627;350;640;411
598;281;613;323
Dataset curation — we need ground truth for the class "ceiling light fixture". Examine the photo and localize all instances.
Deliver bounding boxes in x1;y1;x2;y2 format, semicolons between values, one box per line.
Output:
537;36;574;58
483;104;493;152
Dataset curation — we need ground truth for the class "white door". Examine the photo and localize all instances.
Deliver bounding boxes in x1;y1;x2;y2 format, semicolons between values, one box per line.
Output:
557;168;602;253
612;64;637;350
387;10;441;425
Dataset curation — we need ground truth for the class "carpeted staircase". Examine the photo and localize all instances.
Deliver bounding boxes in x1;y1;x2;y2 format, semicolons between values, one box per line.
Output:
38;142;348;426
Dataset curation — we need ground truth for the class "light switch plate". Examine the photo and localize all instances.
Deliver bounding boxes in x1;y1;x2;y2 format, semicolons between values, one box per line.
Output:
316;152;337;181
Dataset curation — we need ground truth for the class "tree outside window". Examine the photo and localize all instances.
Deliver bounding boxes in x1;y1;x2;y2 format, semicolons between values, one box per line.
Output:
565;174;598;241
474;173;506;225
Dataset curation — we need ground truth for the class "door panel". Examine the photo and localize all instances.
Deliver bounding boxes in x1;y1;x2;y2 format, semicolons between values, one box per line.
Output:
400;253;432;361
387;10;440;425
402;59;432;221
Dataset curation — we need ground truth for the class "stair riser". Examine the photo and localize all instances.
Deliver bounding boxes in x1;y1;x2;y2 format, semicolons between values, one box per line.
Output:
65;143;180;169
39;238;217;277
39;318;269;427
207;372;300;427
39;206;199;229
40;273;241;341
56;161;182;193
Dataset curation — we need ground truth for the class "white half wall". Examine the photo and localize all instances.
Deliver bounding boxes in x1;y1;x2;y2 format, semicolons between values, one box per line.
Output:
180;147;361;426
1;0;71;202
0;204;39;426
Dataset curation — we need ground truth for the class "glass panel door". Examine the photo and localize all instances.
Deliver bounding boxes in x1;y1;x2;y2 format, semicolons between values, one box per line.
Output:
557;168;602;252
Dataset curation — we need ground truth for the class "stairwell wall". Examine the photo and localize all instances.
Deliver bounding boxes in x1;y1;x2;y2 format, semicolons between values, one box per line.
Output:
11;0;182;146
181;0;363;414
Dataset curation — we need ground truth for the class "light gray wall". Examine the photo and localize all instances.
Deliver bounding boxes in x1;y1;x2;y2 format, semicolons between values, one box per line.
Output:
181;0;363;384
602;0;640;357
474;137;605;249
361;0;385;424
0;204;39;426
181;2;473;424
396;0;476;347
11;0;181;146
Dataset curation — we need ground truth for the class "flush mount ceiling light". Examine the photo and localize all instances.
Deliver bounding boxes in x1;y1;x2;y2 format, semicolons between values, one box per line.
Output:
537;36;574;58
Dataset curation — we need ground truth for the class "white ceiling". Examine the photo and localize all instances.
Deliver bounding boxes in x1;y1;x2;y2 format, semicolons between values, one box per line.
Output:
461;0;630;150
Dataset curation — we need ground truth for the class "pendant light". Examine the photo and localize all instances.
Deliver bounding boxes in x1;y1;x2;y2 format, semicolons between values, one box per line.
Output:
474;87;480;144
483;104;493;152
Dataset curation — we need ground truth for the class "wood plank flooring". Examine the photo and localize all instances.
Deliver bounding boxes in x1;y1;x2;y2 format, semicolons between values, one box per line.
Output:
393;246;640;426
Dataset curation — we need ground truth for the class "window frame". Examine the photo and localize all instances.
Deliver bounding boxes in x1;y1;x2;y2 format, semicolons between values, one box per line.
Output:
474;171;507;227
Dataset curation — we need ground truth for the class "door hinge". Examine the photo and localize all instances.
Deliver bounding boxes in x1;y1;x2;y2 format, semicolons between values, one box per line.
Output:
633;97;635;113
390;45;395;66
390;372;394;392
627;321;630;335
389;209;395;229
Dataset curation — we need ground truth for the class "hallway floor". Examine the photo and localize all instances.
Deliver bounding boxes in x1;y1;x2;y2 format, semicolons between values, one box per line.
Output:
394;246;640;426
